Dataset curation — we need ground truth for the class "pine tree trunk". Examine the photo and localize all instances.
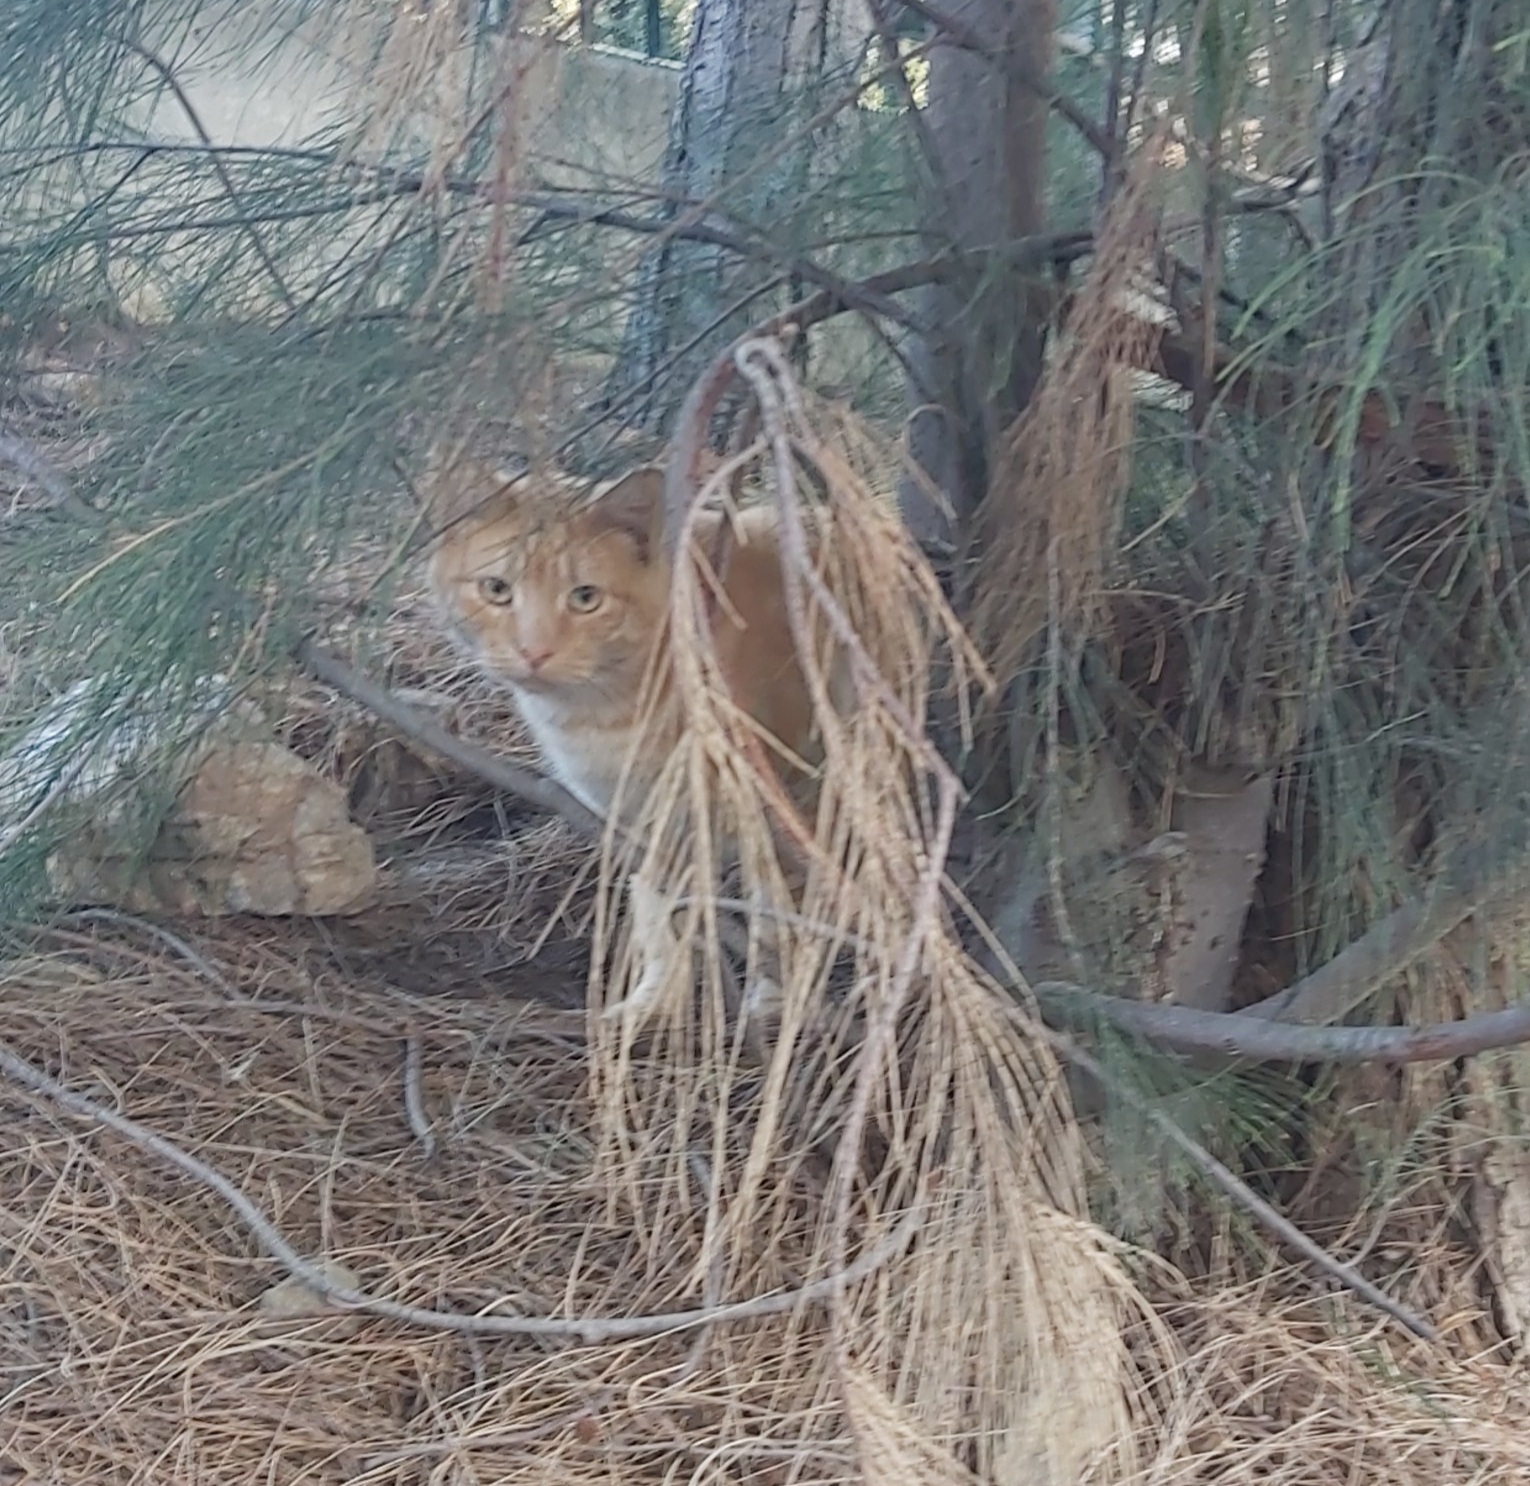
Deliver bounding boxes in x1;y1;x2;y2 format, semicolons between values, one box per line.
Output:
898;0;1057;543
604;0;817;433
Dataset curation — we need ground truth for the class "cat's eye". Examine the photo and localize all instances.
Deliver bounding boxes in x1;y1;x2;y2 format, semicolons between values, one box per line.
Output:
568;583;604;613
477;575;514;606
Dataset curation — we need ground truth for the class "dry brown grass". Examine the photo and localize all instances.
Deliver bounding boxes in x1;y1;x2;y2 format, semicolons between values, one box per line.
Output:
968;144;1169;694
2;914;1526;1484
3;348;1528;1486
580;339;1157;1482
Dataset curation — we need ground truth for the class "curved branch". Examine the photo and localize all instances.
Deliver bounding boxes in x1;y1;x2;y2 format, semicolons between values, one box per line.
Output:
1030;852;1529;1064
1237;877;1492;1026
642;237;1479;477
1036;982;1530;1065
511;191;926;332
0;1036;922;1343
125;41;295;312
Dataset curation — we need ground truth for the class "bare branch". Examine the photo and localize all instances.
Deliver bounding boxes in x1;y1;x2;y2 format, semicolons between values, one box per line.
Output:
402;1028;437;1162
1029;857;1528;1064
64;907;235;992
1237;876;1495;1026
664;340;750;558
646;232;1483;482
295;643;1530;1074
124;41;296;312
0;1034;924;1343
1035;1022;1439;1342
2;136;924;335
508;190;925;332
296;640;604;842
1036;982;1530;1065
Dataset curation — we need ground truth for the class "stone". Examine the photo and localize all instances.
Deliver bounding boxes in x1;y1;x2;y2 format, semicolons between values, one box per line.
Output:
47;736;378;918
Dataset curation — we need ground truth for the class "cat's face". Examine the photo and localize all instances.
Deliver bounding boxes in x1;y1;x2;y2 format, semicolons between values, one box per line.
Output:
426;461;669;700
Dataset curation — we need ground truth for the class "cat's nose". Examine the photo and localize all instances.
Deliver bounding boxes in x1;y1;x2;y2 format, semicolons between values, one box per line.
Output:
522;646;554;672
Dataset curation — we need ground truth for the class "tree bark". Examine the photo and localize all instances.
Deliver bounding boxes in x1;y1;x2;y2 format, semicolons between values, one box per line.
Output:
897;0;1057;544
604;0;819;434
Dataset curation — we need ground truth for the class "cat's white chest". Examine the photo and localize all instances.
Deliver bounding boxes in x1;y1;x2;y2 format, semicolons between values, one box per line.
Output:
512;691;636;817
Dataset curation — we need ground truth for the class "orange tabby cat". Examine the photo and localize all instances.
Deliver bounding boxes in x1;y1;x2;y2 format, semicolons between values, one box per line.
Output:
425;457;833;828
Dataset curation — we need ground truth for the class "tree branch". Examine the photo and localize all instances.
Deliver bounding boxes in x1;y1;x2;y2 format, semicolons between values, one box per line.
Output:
1237;875;1497;1027
512;191;926;330
636;236;1481;479
0;1034;922;1343
5;136;927;336
296;641;604;842
1037;983;1530;1065
124;41;296;312
1030;856;1529;1064
1034;1020;1439;1341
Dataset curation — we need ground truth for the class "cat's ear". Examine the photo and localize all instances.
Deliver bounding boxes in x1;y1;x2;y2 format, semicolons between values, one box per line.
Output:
592;465;665;560
419;445;521;527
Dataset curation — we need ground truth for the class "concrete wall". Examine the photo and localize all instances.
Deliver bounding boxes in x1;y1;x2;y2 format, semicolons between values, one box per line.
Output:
140;12;679;189
122;6;885;392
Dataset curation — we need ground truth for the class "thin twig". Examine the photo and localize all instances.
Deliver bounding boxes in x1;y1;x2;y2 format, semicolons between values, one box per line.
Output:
402;1028;437;1162
664;342;749;558
125;41;296;312
16;133;920;333
63;908;235;992
1034;1022;1439;1342
0;1035;924;1343
560;273;787;461
510;192;922;332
